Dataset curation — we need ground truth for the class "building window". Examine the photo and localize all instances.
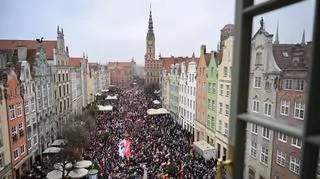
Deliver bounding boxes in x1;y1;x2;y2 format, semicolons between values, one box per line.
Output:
260;147;269;165
294;102;305;120
229;67;232;78
264;103;272;116
20;145;25;155
224;122;229;136
0;153;4;167
251;123;258;134
24;100;29;114
226;84;230;97
255;52;262;65
220;84;223;96
249;168;255;179
212;83;216;93
262;127;270;139
225;104;229;116
59;86;62;97
276;150;286;167
17;103;22;116
289;156;300;175
254;77;261;88
34;135;38;145
211;100;215;111
31;98;35;111
224;67;228;76
282;51;289;58
13;149;19;160
219;103;223;114
278;132;287;143
250;141;257;158
295;79;304;91
9;104;15;119
280;100;290;116
208;83;212;93
252;100;260;113
284;79;293;90
208;99;212;109
292;137;302;149
218;120;222;132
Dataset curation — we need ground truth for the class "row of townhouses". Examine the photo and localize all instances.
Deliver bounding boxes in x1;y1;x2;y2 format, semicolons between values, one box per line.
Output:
159;21;309;179
0;27;109;178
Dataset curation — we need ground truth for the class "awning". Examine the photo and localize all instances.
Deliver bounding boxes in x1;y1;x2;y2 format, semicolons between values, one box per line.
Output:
101;89;109;92
68;168;88;178
95;93;102;96
43;147;61;154
105;95;118;100
97;105;113;111
75;160;92;168
54;162;73;171
46;170;63;179
147;108;170;115
51;139;67;146
153;100;160;104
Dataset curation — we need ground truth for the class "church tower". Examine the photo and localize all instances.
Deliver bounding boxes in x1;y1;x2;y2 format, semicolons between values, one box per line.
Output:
145;6;155;61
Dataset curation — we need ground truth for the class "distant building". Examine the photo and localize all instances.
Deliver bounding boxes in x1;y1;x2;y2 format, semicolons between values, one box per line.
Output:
219;24;234;51
108;60;135;89
69;58;83;115
195;45;211;142
144;8;162;85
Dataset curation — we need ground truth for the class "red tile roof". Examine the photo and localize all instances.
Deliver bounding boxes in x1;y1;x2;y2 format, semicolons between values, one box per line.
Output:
273;44;295;70
0;40;57;60
69;57;82;67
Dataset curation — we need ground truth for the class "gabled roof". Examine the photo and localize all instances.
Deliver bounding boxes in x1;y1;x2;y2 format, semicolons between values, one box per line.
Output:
273;44;295;70
69;57;82;67
205;53;212;66
221;24;234;31
0;40;57;59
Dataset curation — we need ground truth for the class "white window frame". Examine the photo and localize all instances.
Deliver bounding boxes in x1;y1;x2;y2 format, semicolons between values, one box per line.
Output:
218;120;222;132
276;150;286;167
262;127;270;140
284;79;293;90
292;137;302;149
219;103;223;114
224;122;229;136
9;105;15;120
17;103;22;117
250;141;257;158
278;132;287;143
220;84;224;96
20;145;25;155
251;123;258;134
260;147;269;165
24;100;29;114
224;67;228;77
280;100;290;116
264;103;272;116
254;77;261;88
225;104;230;116
226;84;230;97
252;100;260;113
289;156;300;175
212;83;216;93
13;149;19;160
295;79;304;91
294;102;305;120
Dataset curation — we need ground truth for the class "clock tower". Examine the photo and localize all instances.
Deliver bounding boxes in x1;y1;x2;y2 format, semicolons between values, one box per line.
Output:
145;6;155;61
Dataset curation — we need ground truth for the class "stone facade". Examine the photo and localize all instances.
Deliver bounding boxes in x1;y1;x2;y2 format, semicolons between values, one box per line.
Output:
169;63;180;122
244;25;281;179
206;51;219;146
49;27;72;136
33;45;56;154
216;36;234;159
195;45;211;141
69;58;83;115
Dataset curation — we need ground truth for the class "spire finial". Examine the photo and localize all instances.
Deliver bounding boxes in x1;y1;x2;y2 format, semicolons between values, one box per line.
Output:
301;29;306;45
192;52;195;58
147;4;154;40
57;26;60;33
274;21;279;44
61;28;64;35
260;17;264;30
150;3;152;13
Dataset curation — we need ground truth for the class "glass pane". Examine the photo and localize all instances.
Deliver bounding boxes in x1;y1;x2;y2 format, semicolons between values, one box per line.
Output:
245;1;315;178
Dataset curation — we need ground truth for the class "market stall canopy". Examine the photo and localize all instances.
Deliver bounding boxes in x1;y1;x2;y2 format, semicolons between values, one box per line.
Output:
46;170;63;179
147;108;169;115
97;105;113;111
193;141;215;160
153;90;161;94
105;95;118;100
75;160;93;168
54;162;73;171
51;139;67;147
43;147;61;154
153;100;160;104
95;93;101;96
68;168;89;178
101;89;109;92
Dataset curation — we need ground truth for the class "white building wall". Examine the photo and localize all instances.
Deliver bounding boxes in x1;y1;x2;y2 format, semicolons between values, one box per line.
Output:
186;61;197;135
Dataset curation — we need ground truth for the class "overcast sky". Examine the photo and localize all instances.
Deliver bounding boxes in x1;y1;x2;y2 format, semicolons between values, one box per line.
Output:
0;0;315;65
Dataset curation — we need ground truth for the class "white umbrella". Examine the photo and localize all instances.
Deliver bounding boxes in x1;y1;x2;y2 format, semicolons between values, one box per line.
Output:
43;147;61;154
46;170;63;179
153;100;160;104
75;160;92;168
54;162;73;171
51;139;67;146
68;168;88;178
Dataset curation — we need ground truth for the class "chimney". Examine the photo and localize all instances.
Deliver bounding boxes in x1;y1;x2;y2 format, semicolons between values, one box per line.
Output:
17;46;27;61
201;45;206;55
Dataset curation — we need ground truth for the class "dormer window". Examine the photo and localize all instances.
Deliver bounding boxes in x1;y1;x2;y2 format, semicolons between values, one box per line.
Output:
282;51;289;58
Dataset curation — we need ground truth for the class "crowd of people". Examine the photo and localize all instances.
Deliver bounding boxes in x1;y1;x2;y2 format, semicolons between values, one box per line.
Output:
85;88;219;178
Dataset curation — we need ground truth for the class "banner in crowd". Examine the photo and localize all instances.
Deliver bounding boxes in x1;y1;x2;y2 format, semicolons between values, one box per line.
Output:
118;139;132;158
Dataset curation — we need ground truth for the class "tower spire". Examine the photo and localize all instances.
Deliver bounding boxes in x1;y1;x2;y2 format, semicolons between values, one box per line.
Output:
274;22;279;44
301;29;306;45
147;4;154;40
